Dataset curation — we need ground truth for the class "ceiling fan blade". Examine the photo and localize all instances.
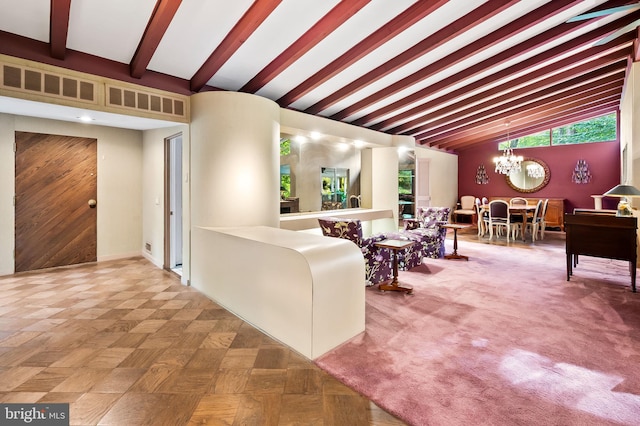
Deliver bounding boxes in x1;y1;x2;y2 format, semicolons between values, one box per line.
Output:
567;3;640;22
594;18;640;45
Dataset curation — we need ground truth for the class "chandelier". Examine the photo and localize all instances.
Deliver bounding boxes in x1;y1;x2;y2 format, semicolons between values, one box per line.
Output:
493;122;522;175
527;163;544;179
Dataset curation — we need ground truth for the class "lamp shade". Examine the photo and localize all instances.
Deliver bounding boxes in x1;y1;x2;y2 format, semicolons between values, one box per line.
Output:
603;184;640;197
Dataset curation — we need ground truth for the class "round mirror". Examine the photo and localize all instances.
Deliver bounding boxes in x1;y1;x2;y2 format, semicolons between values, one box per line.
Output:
506;158;550;193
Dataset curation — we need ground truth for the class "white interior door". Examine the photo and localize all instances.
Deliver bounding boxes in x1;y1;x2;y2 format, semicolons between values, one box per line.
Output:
416;157;431;210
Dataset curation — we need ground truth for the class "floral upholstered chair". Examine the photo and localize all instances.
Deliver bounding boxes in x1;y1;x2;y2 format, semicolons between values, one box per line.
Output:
399;206;451;259
318;217;392;286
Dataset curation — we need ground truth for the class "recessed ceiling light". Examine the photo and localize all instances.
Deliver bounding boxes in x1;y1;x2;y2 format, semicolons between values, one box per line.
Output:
78;115;94;122
354;139;365;148
310;131;321;140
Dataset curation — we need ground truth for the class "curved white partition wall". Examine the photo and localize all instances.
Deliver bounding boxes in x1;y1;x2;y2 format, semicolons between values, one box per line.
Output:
190;91;280;228
190;91;366;359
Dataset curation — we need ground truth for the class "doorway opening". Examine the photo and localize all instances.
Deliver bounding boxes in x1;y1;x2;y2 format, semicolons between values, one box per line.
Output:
164;133;183;277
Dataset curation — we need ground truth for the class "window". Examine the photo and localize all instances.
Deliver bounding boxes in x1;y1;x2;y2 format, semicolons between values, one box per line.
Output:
552;114;617;145
498;112;616;150
398;169;414;195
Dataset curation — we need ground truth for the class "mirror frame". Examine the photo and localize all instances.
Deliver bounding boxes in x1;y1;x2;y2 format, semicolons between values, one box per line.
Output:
505;157;551;193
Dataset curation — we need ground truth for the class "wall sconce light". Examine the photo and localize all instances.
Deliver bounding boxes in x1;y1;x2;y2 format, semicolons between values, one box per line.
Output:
475;164;489;184
571;160;591;184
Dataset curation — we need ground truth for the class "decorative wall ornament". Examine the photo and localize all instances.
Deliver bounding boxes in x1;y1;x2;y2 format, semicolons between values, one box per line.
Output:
571;159;591;184
475;164;489;184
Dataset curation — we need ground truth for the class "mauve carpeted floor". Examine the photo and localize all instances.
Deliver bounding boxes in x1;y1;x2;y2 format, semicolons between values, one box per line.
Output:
315;233;640;426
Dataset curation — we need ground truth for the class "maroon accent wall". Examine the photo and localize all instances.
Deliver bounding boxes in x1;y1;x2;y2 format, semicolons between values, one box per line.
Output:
457;140;621;213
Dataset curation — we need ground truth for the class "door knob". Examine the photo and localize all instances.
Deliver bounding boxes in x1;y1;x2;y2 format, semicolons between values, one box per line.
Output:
88;199;97;208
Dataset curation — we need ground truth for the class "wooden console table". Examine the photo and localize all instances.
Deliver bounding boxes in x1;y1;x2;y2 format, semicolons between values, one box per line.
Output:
564;213;638;292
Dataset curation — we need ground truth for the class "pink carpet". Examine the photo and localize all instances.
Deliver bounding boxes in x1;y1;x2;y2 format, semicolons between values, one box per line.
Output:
315;237;640;425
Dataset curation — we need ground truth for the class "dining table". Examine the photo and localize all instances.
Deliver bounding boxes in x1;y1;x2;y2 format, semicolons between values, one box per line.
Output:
479;204;537;241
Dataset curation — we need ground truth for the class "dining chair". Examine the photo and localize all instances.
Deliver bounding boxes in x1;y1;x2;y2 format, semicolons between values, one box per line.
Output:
539;198;550;239
523;199;544;241
508;197;527;238
475;197;488;237
453;195;477;224
487;200;512;241
509;197;528;206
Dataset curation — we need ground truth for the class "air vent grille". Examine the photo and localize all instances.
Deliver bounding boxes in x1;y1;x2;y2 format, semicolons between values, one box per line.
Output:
0;56;189;123
107;84;186;119
2;64;97;104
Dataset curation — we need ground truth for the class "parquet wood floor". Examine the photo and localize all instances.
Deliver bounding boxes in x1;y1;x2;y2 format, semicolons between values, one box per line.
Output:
0;257;405;425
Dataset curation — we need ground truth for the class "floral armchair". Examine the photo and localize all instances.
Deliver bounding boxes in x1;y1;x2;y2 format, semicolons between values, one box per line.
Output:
317;217;392;286
398;206;451;259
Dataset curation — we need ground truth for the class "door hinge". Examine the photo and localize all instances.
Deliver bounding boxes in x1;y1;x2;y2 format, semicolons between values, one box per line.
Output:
13;195;16;206
13;142;16;153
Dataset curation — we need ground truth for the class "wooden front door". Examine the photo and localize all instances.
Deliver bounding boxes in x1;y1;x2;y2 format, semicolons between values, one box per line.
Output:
14;132;97;272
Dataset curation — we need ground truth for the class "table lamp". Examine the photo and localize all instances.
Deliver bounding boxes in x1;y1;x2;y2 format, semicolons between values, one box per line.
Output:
603;184;640;216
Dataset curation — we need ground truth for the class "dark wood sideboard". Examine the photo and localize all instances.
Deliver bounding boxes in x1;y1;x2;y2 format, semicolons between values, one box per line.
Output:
564;213;638;292
489;197;565;230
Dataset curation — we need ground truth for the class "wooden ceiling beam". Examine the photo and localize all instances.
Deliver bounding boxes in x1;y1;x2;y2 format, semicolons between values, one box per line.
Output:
130;0;182;79
241;0;371;93
421;78;623;146
190;0;282;92
276;0;448;106
425;88;622;150
303;0;519;115
49;0;71;60
425;83;623;149
406;58;627;139
327;0;588;121
381;34;633;134
356;8;640;129
441;102;620;152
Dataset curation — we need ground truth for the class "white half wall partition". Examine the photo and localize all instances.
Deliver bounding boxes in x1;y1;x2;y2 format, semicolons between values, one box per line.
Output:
191;226;365;359
190;91;280;228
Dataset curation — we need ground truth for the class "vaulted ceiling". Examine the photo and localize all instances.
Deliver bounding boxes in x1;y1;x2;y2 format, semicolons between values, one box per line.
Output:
0;0;639;151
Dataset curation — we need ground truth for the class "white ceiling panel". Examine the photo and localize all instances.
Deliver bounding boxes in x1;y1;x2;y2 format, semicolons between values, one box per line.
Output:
254;0;419;100
206;0;340;91
66;0;157;63
0;0;50;42
148;0;255;80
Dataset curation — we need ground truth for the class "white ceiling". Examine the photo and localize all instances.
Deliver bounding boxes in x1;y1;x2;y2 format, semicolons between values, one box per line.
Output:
0;0;637;147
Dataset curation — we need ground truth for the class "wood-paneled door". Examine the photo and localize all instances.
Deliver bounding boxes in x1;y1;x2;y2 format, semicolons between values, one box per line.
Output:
14;132;97;272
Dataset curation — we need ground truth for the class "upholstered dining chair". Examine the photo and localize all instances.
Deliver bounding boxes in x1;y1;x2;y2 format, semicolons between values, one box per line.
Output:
508;197;528;238
453;195;477;225
487;199;512;241
475;197;488;237
509;197;528;206
523;199;544;241
538;198;550;239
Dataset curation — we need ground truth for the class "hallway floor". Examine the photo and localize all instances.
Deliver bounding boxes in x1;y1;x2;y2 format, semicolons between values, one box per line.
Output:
0;257;404;425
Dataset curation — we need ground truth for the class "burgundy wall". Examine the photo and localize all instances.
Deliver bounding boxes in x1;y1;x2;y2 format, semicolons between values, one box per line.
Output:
457;140;621;213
